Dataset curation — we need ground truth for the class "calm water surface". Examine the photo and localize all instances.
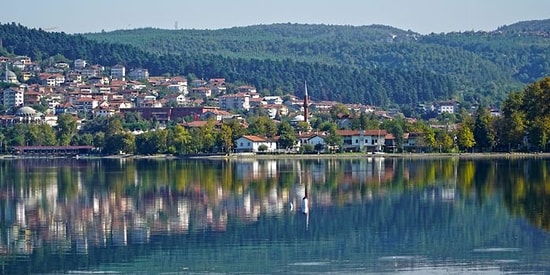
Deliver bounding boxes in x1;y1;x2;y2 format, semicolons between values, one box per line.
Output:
0;157;549;274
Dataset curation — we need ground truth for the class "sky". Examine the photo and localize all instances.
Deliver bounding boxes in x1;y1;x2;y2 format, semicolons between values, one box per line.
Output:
4;0;550;34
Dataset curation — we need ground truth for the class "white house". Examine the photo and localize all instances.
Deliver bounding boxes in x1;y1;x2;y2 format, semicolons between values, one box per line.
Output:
337;129;387;152
297;133;327;152
437;101;458;114
235;135;277;153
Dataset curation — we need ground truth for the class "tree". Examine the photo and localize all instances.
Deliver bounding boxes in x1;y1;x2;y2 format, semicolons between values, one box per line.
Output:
224;119;247;141
248;116;277;138
329;103;349;120
219;124;234;153
435;129;455;153
57;113;77;145
456;125;475;152
499;91;526;151
382;119;405;151
473;107;496;152
171;124;192;154
521;77;550;151
258;144;268;152
277;121;297;150
295;121;310;133
324;129;343;153
199;119;218;153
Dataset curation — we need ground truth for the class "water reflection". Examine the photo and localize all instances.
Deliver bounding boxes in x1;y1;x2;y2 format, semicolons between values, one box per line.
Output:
0;157;548;273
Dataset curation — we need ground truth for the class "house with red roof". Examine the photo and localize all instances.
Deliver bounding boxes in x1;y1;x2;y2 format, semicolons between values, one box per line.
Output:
235;135;277;153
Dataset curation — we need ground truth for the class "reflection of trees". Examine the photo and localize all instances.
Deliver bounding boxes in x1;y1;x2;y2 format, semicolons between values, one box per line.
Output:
501;159;550;231
1;157;550;273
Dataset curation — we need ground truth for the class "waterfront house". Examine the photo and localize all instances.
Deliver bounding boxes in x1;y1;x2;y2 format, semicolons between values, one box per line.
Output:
235;135;277;153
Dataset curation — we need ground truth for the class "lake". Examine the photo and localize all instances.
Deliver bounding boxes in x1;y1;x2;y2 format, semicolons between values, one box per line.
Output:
0;156;549;274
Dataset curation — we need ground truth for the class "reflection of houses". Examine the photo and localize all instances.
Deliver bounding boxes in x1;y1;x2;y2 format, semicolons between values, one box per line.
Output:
337;129;387;152
11;145;94;156
235;135;277;153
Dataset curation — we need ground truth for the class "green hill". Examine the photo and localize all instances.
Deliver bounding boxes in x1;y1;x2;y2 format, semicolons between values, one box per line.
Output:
1;20;550;109
83;21;550;106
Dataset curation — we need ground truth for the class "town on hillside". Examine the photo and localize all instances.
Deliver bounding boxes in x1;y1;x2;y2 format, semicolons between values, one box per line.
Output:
0;55;503;155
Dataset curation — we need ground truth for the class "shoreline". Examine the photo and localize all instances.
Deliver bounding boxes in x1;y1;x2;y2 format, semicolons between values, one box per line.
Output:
2;152;550;160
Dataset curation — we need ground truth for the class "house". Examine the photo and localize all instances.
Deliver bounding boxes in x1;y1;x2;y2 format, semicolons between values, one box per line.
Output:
403;132;429;152
167;77;188;94
110;64;126;80
336;129;388;152
263;104;288;119
209;78;226;95
218;93;250;111
189;87;212;98
165;93;186;106
55;102;77;115
128;68;149;80
235;135;277;153
237;85;257;94
74;59;87;70
1;87;24;108
200;109;236;121
94;104;116;117
74;97;99;112
135;95;162;108
81;65;103;78
263;96;283;105
40;73;65;86
24;90;42;106
436;101;458;114
297;133;327;152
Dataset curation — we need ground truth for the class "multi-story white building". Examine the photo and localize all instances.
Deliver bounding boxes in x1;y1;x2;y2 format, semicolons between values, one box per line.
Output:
110;64;126;80
128;68;149;80
218;93;250;111
74;59;87;70
2;87;24;108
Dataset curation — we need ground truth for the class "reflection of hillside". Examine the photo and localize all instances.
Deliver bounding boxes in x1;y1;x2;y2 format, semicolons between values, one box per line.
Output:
4;157;549;273
0;158;454;261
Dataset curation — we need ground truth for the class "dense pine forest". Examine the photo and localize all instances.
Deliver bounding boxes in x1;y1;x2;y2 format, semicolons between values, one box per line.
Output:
1;20;549;108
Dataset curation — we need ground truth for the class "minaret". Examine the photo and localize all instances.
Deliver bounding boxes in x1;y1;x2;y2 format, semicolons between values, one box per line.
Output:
4;62;8;83
303;81;309;124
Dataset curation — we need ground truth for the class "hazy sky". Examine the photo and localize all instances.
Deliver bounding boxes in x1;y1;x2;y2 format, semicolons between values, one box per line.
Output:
4;0;550;34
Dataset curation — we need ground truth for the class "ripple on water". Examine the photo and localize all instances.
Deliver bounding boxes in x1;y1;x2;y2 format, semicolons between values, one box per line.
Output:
473;248;521;253
288;261;331;266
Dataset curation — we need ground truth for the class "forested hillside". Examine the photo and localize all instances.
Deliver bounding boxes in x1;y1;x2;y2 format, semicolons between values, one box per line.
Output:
1;20;550;108
84;21;550;106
